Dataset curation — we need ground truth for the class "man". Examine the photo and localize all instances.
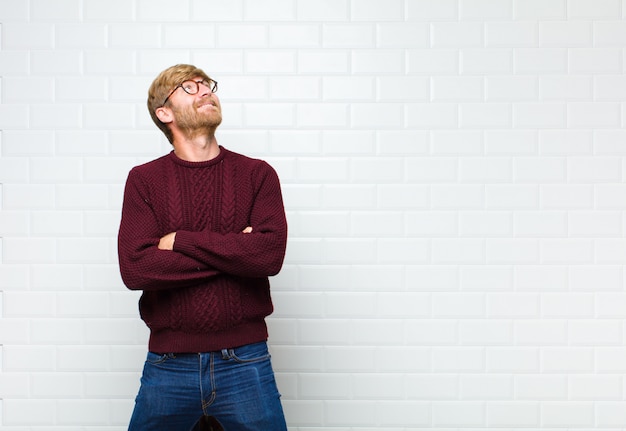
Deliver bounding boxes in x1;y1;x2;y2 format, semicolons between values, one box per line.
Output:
117;64;289;430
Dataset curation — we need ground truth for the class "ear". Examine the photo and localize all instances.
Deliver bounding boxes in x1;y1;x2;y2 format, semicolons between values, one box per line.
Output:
155;106;173;124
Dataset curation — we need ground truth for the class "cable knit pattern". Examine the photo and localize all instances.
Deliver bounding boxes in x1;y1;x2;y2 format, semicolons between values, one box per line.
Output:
118;147;287;353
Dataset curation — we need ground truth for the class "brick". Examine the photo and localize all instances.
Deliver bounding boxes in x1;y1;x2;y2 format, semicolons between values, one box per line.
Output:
245;51;295;73
486;185;538;209
540;184;593;209
406;265;459;291
191;0;242;20
515;48;568;74
597;402;626;427
461;0;512;20
539;130;592;155
378;23;430;48
539;21;592;47
461;374;512;399
2;23;54;49
136;0;189;21
83;0;134;21
56;24;107;49
432;185;485;209
0;0;28;21
459;157;512;183
406;375;458;399
515;265;568;291
514;211;567;237
432;238;485;263
350;103;405;128
487;347;539;372
352;49;405;74
351;211;405;236
461;48;512;74
540;239;594;264
514;0;566;19
432;401;485;427
487;76;538;101
406;211;457;237
406;157;457;181
596;348;626;372
322;77;375;101
568;156;622;182
486;22;537;47
541;293;594;318
487;293;539;317
515;375;567;400
323;130;376;154
432;22;484;47
323;24;375;48
569;0;621;18
568;320;622;345
570;48;622;73
377;239;430;264
296;103;347;128
432;293;485;318
217;24;267;48
352;0;404;21
487;402;540;427
407;49;459;74
407;103;459;129
540;75;593;100
245;103;295;127
296;0;348;21
594;21;626;46
405;320;458;345
2;238;56;263
514;320;567;345
541;347;594;372
243;0;295;21
568;102;621;128
298;373;350;399
514;103;566;128
513;157;567;182
31;104;82;129
485;130;537;155
432;76;484;101
569;265;622;291
269;25;320;48
325;400;377;426
459;320;513;345
461;103;512;128
460;265;512;291
407;0;458;21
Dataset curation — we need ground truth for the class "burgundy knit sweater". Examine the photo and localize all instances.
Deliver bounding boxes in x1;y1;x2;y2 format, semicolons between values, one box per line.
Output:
117;147;287;353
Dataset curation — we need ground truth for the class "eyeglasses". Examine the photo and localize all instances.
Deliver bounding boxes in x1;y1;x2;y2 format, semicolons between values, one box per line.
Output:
162;78;218;106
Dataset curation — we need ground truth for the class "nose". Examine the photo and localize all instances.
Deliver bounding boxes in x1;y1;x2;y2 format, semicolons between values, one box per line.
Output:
197;81;213;97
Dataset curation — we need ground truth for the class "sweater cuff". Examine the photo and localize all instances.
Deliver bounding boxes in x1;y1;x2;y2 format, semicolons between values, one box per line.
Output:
172;230;197;256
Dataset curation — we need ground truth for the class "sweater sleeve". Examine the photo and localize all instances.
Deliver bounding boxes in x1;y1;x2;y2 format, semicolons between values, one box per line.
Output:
117;168;221;291
173;162;288;278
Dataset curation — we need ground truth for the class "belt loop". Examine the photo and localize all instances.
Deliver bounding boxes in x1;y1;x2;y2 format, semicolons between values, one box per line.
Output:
220;348;229;360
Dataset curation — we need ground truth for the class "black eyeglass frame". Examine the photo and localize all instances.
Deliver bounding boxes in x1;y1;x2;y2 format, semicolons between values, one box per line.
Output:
161;78;218;107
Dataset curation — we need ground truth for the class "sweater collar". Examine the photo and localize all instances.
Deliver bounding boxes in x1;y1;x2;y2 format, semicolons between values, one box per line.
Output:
168;146;227;168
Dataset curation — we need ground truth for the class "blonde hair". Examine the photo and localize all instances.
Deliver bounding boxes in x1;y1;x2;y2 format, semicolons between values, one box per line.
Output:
147;64;212;144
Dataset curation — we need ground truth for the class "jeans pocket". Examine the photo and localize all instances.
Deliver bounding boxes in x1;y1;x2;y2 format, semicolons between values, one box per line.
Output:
146;352;175;365
229;342;271;364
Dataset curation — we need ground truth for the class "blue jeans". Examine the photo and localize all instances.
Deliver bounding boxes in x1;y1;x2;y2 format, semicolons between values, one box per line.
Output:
128;341;287;431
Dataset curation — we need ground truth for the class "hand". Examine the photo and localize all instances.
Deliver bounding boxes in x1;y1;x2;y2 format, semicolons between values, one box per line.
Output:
158;232;176;250
242;226;253;233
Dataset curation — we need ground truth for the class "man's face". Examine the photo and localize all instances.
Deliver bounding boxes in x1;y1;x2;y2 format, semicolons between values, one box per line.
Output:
168;78;222;136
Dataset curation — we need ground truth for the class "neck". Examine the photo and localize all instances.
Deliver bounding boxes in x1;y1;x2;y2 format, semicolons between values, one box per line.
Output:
172;133;220;162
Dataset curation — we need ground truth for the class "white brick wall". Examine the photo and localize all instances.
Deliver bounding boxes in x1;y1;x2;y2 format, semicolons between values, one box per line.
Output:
1;0;625;429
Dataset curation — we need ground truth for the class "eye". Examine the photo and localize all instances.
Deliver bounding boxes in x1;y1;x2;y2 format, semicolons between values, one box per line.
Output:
182;81;196;92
